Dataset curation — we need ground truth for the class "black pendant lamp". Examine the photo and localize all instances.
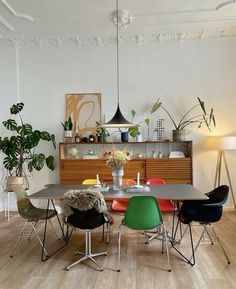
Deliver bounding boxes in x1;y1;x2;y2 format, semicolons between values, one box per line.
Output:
101;0;136;128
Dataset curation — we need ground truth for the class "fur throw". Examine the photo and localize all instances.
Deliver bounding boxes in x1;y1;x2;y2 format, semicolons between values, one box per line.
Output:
62;189;113;224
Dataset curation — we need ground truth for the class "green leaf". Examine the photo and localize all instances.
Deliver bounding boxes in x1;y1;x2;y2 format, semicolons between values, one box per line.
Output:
21;123;33;135
31;153;45;171
24;134;40;150
131;110;136;118
3;156;19;171
212;114;216;127
41;131;51;141
151;101;162;114
10;102;24;114
197;97;206;115
51;134;56;149
128;127;139;138
144;118;150;126
2;119;18;131
46;155;55;171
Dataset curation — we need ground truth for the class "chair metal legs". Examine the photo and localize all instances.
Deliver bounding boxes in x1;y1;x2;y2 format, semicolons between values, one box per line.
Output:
174;221;230;265
10;218;60;258
117;224;171;272
66;229;107;271
190;223;230;264
10;221;48;257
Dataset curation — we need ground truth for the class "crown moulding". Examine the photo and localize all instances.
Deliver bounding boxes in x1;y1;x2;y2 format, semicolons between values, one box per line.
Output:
1;27;236;48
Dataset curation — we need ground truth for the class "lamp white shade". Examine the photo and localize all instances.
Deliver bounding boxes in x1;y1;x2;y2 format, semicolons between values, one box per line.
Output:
207;136;236;150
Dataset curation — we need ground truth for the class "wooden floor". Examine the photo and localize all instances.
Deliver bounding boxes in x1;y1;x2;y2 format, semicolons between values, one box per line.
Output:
0;211;236;289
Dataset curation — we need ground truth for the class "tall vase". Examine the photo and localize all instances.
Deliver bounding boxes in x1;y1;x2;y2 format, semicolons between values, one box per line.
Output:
112;168;124;191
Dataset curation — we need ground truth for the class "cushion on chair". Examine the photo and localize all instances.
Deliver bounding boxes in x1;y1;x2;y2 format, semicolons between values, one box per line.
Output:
63;189;113;226
67;207;106;229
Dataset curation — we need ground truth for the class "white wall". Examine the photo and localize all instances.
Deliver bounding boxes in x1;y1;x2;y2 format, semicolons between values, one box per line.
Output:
1;37;236;210
0;47;18;211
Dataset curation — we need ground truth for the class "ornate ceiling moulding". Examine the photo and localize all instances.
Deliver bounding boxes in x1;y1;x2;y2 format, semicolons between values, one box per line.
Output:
1;27;236;48
0;0;33;21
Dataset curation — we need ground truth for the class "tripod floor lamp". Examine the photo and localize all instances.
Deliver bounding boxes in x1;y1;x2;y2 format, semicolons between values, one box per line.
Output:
207;136;236;208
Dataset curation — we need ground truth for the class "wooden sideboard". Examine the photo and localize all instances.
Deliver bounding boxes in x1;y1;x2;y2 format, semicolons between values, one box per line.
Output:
59;141;192;185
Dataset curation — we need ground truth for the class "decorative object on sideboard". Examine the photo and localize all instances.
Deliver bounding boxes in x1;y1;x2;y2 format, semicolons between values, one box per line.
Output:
154;119;165;141
0;102;56;192
121;131;129;143
207;136;236;208
152;97;216;141
74;132;80;143
62;116;73;142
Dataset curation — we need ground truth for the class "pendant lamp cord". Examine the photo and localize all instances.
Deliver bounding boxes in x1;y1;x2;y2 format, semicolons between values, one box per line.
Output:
116;0;120;105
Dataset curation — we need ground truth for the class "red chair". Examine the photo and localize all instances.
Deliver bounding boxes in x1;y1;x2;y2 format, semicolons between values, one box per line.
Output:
146;178;175;213
111;179;136;212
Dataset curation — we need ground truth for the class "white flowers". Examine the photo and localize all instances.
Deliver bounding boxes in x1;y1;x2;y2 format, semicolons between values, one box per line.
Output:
104;149;131;169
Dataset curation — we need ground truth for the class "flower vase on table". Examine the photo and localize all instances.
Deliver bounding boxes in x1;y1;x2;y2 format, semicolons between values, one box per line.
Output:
112;168;124;191
104;148;131;191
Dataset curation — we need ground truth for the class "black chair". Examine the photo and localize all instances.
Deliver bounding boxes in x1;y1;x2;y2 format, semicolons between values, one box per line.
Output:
177;185;230;266
63;189;113;271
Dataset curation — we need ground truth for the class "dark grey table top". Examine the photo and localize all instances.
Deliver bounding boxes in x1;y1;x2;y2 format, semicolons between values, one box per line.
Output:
29;184;208;201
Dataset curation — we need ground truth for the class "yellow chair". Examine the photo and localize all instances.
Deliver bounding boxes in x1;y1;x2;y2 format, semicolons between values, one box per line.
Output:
82;179;101;185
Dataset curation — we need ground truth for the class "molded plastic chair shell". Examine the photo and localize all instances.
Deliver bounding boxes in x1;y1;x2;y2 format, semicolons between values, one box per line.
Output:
82;179;101;185
118;196;171;271
15;187;57;221
177;185;230;265
179;185;229;224
10;187;58;258
111;179;136;212
146;178;175;213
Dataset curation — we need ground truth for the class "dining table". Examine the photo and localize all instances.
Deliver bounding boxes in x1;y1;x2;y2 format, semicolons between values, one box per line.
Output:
29;183;208;262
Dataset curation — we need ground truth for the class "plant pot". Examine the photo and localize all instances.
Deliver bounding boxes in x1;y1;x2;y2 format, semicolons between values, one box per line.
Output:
6;176;29;192
121;132;129;143
172;129;185;141
64;130;72;143
97;135;106;143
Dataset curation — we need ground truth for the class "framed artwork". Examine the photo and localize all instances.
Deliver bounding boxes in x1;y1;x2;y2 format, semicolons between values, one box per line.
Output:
66;93;101;138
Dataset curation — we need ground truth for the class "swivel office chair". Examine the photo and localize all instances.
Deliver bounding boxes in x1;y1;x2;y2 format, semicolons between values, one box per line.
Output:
63;189;113;271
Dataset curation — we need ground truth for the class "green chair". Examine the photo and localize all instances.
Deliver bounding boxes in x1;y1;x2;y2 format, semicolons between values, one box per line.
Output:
10;187;59;258
117;196;171;272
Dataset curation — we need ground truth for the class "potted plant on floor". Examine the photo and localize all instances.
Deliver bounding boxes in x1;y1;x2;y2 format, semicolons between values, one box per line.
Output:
0;102;56;191
152;97;216;140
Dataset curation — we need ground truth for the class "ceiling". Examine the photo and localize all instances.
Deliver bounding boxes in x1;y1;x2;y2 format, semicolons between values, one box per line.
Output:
1;0;236;47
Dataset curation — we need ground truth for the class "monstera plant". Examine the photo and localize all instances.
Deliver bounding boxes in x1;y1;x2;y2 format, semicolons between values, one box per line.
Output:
0;102;56;190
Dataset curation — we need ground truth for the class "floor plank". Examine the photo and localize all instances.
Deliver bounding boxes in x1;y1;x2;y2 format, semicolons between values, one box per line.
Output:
0;211;235;289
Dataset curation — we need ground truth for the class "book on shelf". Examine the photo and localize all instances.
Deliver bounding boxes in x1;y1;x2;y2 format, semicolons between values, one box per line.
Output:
82;155;99;159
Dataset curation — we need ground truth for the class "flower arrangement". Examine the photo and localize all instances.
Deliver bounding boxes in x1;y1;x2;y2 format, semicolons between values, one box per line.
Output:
104;149;131;169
